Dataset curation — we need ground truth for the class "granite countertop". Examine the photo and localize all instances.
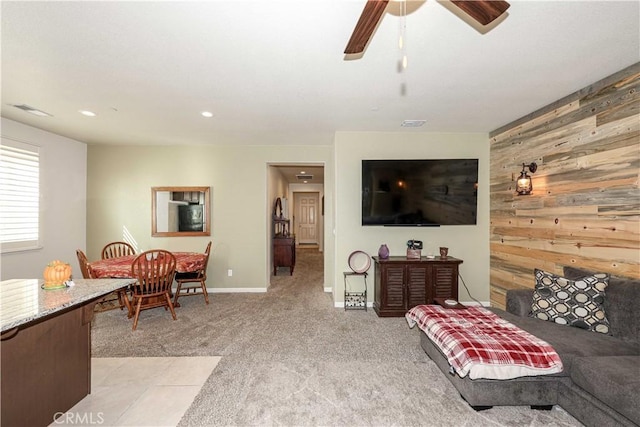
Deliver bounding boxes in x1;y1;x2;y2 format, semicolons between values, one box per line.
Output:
0;278;136;333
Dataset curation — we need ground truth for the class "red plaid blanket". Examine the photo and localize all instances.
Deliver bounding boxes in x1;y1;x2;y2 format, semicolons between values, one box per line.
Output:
406;305;563;380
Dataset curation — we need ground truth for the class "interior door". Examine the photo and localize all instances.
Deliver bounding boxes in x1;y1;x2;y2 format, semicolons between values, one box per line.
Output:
295;192;319;245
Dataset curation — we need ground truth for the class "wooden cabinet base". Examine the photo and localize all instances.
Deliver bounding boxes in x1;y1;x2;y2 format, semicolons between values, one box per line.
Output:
273;237;296;275
1;302;95;427
373;302;406;317
373;256;463;317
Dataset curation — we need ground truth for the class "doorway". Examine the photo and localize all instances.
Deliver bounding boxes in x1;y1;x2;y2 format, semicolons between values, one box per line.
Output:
267;163;325;290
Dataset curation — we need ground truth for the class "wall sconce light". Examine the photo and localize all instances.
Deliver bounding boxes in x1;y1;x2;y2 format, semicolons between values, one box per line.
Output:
516;162;537;195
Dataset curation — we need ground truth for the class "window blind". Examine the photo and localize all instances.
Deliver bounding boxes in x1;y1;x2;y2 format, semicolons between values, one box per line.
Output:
0;139;40;252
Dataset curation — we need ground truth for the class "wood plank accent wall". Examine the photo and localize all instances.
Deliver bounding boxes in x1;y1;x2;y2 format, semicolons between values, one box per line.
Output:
489;63;640;309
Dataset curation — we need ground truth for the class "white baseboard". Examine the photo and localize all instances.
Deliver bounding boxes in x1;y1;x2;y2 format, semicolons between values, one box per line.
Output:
332;301;488;309
334;301;373;308
208;287;267;293
172;286;488;305
461;300;490;307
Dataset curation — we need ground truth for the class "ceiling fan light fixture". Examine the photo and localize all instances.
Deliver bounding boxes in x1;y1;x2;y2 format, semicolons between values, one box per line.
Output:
449;0;511;26
344;0;510;56
344;0;390;54
398;0;407;70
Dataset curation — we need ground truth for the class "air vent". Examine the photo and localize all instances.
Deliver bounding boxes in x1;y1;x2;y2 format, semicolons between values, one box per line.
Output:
296;174;313;180
401;119;426;128
12;104;52;117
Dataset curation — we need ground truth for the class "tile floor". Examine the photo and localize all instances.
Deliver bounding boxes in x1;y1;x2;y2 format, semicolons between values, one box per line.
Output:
49;357;221;427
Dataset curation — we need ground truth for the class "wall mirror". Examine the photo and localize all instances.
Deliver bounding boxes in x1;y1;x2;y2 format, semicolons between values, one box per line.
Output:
152;186;211;237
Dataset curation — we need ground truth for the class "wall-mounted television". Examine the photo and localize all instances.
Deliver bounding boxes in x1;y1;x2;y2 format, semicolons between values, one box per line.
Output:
362;159;478;226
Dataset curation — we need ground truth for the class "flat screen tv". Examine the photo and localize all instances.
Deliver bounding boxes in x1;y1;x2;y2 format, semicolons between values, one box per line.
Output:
362;159;478;226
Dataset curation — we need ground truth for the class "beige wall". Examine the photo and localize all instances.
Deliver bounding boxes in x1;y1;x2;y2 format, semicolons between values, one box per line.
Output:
0;121;493;309
87;144;334;291
1;118;87;280
489;63;640;309
334;132;490;305
6;60;635;312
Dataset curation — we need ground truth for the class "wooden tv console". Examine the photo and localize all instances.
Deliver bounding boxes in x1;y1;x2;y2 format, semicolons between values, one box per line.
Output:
372;256;463;317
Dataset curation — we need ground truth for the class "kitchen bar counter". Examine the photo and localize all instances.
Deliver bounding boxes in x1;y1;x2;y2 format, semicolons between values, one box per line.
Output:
1;278;135;332
1;278;135;427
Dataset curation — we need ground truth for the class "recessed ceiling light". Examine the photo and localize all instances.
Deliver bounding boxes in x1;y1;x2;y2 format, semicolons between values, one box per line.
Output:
79;110;96;117
300;171;306;174
12;104;52;117
201;111;213;118
303;180;308;184
401;119;426;127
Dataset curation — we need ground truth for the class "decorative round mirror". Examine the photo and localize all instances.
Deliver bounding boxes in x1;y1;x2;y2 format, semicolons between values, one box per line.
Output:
348;250;371;274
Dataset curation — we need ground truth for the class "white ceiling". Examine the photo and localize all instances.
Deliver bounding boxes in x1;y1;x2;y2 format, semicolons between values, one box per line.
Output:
1;1;639;147
273;165;325;185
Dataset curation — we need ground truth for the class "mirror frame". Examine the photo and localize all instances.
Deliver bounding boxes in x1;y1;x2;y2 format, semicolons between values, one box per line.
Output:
151;186;211;237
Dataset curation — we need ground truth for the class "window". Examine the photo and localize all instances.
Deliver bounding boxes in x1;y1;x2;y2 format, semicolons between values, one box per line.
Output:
0;138;40;252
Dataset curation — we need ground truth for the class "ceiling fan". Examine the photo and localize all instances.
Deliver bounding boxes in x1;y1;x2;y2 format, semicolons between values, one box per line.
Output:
344;0;510;55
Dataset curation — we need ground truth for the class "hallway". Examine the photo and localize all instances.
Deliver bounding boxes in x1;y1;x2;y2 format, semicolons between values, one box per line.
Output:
270;247;325;300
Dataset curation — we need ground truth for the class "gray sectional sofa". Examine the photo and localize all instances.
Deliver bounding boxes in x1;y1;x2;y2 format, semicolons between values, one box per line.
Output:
419;266;639;427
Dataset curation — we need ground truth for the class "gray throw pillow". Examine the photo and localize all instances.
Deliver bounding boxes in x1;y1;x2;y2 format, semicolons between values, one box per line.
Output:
531;269;610;334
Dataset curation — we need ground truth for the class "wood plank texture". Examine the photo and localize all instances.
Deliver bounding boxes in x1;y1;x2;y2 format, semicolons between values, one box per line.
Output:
489;63;640;310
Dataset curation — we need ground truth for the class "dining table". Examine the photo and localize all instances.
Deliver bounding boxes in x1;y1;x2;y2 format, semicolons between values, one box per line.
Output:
89;251;206;279
89;251;207;310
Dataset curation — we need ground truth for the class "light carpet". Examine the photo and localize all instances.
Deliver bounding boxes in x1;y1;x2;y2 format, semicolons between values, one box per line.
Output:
91;248;581;426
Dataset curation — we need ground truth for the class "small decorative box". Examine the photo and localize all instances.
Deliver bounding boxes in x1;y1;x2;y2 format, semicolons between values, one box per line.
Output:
406;249;421;259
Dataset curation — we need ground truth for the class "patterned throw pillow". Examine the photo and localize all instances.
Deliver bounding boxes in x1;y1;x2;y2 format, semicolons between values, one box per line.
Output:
530;269;610;334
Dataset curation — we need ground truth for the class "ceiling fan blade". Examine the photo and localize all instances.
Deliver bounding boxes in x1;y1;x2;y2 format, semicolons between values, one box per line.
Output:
344;0;390;55
449;0;510;25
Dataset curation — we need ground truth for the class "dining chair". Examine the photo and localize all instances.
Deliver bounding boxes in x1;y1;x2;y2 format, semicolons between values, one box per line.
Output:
76;249;93;279
129;249;177;331
101;241;135;260
76;249;131;317
100;241;136;312
78;248;127;312
173;241;212;306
